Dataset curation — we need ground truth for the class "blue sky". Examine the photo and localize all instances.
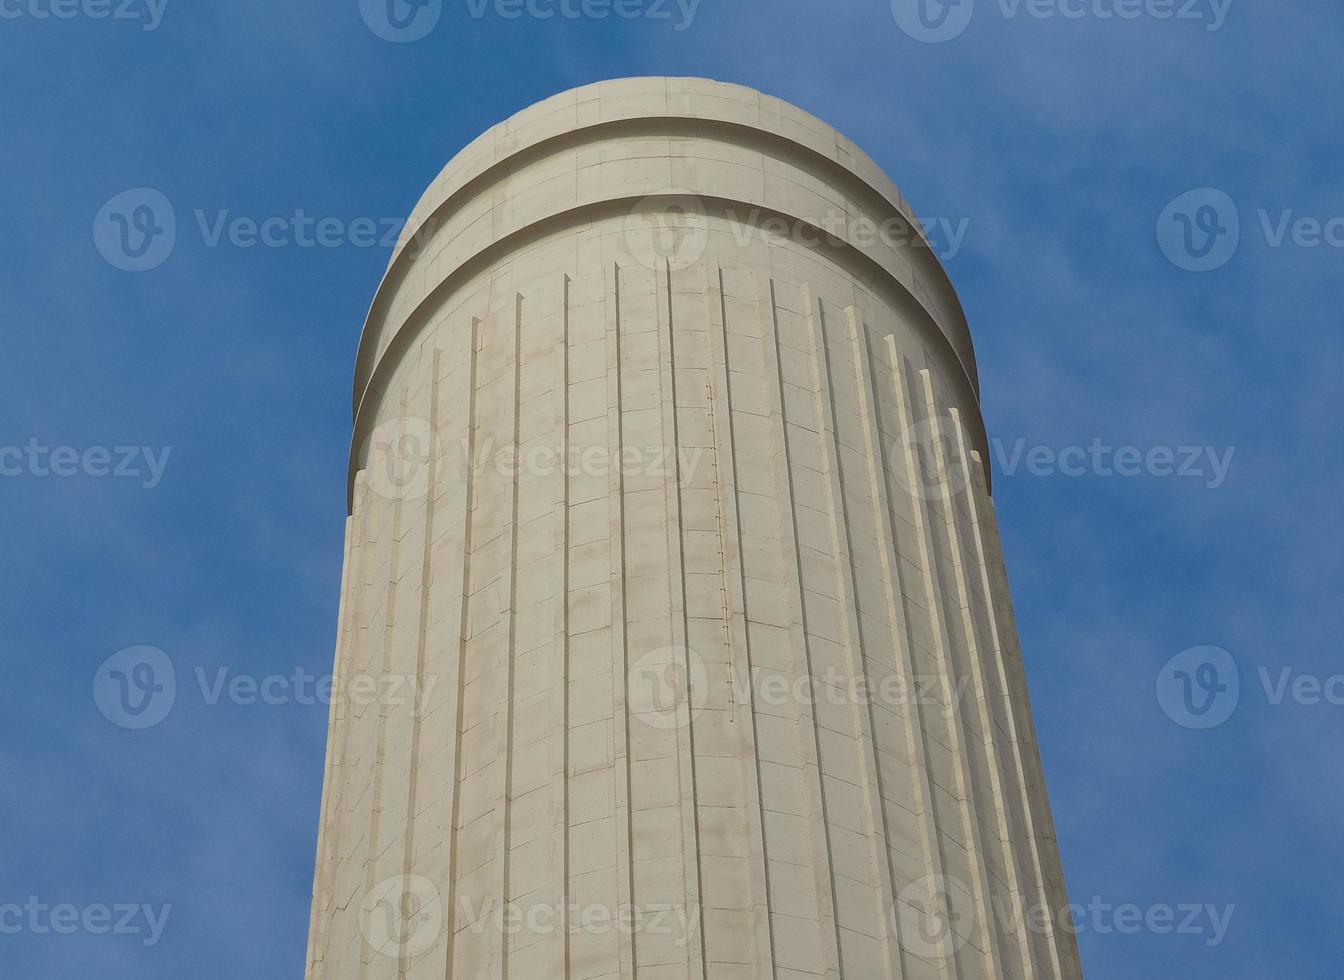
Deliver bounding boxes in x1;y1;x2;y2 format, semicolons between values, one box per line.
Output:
1;1;1340;976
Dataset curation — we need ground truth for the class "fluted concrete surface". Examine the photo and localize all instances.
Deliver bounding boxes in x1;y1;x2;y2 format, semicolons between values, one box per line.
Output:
306;77;1083;980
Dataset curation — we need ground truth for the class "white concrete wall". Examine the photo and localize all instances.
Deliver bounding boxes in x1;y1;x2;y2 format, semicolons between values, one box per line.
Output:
306;77;1083;980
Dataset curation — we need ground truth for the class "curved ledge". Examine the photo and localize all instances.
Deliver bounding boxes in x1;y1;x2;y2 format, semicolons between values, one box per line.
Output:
390;78;924;272
353;78;977;417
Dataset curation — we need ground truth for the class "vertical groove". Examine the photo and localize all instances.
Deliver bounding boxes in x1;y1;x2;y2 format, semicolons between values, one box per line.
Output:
550;274;572;979
397;350;442;979
358;395;410;980
607;262;638;978
892;362;1006;978
909;370;1010;978
443;317;483;979
657;257;708;979
762;277;844;979
802;293;899;979
926;401;1042;980
954;430;1070;980
874;334;958;980
706;264;777;976
489;294;524;980
847;311;958;978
